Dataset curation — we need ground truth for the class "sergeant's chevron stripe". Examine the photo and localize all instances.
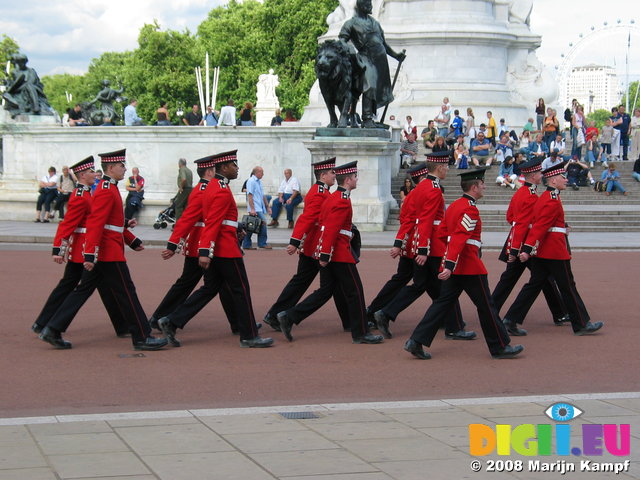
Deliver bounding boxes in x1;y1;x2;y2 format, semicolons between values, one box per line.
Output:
461;214;477;232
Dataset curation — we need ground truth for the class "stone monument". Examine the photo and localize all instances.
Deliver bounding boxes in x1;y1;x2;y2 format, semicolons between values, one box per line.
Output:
255;69;280;126
2;53;55;122
301;0;558;128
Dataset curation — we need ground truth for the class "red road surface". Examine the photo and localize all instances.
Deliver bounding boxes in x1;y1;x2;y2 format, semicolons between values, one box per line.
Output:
1;249;636;417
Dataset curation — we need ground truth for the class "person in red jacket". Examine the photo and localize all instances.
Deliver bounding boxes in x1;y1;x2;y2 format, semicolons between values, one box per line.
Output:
149;156;238;344
403;168;523;359
157;150;273;348
502;162;603;336
374;152;474;340
365;164;428;326
32;156;128;338
491;157;568;335
40;149;167;351
263;158;350;332
278;161;383;344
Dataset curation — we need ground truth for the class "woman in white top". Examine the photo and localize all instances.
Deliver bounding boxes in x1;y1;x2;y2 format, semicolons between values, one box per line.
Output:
630;108;640;162
465;107;476;146
519;130;531;151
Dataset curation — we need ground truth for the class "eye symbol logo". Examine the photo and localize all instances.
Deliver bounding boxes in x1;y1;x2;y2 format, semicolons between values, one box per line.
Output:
545;403;583;422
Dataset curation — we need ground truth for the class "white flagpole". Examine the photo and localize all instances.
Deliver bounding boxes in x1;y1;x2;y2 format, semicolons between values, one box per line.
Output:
212;66;219;110
195;67;205;119
205;52;210;112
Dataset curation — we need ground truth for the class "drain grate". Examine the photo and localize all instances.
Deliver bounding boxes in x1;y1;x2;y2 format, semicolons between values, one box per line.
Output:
279;411;319;419
118;353;146;358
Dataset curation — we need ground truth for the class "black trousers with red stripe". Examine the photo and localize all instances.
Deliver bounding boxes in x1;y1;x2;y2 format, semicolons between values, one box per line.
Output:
503;258;589;332
167;257;260;340
287;261;368;339
35;261;129;335
381;256;466;334
47;261;151;343
491;259;567;320
151;256;237;331
367;256;414;314
411;274;510;355
267;254;350;329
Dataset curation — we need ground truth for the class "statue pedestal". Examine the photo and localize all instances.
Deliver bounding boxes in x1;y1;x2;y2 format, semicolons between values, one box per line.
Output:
255;106;277;127
304;131;399;231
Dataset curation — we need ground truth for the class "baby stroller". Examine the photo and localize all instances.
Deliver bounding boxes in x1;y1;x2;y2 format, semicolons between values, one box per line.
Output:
153;200;176;229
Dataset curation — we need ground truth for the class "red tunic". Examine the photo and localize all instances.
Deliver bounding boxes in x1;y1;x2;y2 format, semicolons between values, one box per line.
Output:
522;187;570;260
316;187;355;264
440;194;486;275
83;177;140;263
503;182;538;256
167;179;208;258
198;175;242;259
411;175;446;258
289;181;330;257
393;188;417;259
52;184;92;263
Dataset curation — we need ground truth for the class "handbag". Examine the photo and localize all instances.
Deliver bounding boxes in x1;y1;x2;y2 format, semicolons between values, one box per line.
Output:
593;181;606;192
241;214;263;234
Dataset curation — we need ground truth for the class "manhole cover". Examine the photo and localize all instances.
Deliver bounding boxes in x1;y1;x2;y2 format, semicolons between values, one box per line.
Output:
279;411;319;419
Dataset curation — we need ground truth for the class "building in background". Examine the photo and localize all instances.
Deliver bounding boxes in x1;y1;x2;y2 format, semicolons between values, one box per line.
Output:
566;64;620;112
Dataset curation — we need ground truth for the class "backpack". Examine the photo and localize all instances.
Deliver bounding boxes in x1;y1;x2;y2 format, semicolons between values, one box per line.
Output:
564;109;572;122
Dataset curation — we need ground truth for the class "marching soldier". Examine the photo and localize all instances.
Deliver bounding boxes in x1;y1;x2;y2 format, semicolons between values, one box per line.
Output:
149;156;238;344
263;158;350;332
365;164;428;325
502;162;604;336
403;168;523;359
491;157;568;336
40;149;167;350
278;161;383;344
32;156;129;337
157;150;273;348
374;152;474;340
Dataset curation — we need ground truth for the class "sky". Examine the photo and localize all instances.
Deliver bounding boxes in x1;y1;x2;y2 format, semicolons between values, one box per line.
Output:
1;0;639;81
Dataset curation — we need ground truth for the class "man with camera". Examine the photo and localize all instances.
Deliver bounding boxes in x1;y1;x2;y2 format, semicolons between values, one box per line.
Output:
242;166;272;250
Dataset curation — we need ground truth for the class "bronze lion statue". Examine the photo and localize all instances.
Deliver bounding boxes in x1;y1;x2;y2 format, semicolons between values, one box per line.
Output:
315;40;363;128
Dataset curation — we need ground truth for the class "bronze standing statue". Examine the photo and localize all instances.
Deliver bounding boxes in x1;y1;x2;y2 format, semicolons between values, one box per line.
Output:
2;54;53;117
338;0;405;128
86;79;124;125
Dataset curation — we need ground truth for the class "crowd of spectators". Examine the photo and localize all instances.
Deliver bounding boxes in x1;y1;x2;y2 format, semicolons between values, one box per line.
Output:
397;97;639;197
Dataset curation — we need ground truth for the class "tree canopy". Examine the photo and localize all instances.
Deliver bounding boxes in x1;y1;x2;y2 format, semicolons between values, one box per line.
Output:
30;0;338;124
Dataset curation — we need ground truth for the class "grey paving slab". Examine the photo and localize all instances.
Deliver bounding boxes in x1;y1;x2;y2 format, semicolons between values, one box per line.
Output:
0;468;58;480
299;410;393;424
305;420;423;441
604;398;640;412
28;421;113;436
114;423;234;455
222;429;338;453
200;412;309;434
249;449;377;477
374;458;515;480
285;474;393;480
35;432;129;456
418;425;471;447
567;399;640;417
107;416;199;427
386;410;490;428
47;451;150;478
142;451;274;480
0;444;47;470
337;436;466;462
0;425;34;446
457;402;551;419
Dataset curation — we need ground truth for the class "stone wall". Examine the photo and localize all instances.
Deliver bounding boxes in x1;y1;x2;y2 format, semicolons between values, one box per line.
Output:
0;125;402;230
